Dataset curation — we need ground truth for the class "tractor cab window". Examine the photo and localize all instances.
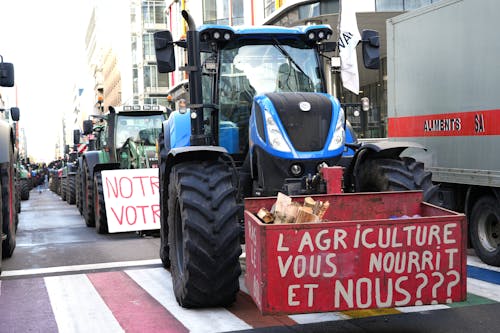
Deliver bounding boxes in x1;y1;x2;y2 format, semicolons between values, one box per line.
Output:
222;40;323;96
116;115;164;147
216;39;323;155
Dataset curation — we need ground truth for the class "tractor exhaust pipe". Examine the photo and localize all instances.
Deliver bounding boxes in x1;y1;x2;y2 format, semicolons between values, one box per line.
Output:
181;10;206;146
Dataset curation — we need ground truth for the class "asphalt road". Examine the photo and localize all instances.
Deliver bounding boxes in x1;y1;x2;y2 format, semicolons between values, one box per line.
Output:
2;187;500;333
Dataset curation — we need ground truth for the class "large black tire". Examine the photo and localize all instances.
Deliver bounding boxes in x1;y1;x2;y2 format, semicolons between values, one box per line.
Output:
168;160;242;308
15;177;21;214
66;174;76;205
20;179;30;200
1;147;17;259
356;157;439;204
158;131;170;268
93;171;108;234
470;196;500;266
76;167;83;215
60;177;67;201
83;162;95;227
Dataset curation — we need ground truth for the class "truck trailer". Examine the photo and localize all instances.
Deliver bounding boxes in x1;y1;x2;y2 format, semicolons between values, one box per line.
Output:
386;0;500;266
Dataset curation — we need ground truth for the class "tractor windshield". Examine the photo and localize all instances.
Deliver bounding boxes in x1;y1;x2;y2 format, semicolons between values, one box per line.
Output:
219;39;323;98
116;115;164;147
216;39;324;155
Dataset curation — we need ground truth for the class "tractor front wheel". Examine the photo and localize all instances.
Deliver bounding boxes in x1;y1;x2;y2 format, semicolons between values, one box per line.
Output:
356;157;439;204
168;160;242;308
94;171;108;234
83;162;95;227
158;131;170;268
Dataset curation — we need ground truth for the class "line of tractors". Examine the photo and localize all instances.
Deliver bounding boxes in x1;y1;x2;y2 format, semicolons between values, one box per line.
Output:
50;104;167;234
46;11;443;309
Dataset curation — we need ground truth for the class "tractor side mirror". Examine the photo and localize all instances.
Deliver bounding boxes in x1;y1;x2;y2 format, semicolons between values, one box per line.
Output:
73;129;81;144
154;30;176;73
10;107;20;121
361;30;380;70
0;61;14;87
83;120;93;135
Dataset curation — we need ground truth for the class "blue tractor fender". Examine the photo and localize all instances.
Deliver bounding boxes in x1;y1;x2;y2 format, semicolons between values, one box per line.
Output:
160;109;229;181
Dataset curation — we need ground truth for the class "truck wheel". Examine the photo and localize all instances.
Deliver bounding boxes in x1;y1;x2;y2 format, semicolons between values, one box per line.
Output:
470;196;500;266
67;174;76;205
356;157;439;204
83;163;95;227
20;179;30;200
158;131;170;268
1;148;17;258
94;172;108;234
168;160;242;308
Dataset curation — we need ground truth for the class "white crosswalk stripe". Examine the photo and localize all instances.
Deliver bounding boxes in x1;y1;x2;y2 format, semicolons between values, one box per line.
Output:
45;274;124;333
126;268;252;333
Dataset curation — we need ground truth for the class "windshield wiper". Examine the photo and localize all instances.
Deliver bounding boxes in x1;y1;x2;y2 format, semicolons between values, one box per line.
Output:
272;38;309;80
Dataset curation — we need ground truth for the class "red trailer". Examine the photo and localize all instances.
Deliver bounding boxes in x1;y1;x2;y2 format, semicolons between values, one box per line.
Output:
244;191;466;315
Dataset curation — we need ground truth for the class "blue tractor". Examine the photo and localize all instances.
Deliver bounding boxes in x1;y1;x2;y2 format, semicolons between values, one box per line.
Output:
154;11;437;308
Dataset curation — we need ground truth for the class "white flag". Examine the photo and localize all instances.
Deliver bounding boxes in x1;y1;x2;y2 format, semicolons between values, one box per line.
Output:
338;0;361;94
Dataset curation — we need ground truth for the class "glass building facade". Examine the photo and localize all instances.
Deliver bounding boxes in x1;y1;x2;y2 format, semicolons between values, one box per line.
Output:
131;0;169;106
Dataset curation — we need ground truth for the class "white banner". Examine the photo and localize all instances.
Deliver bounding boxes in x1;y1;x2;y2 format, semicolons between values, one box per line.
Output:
101;168;160;233
338;0;361;94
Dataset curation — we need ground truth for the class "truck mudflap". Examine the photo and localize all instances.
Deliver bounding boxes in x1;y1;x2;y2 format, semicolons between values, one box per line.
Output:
244;191;466;315
100;168;160;233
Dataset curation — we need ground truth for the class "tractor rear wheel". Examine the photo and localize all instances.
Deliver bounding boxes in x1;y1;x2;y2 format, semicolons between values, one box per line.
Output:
158;131;170;268
168;160;242;308
61;177;67;201
67;174;76;205
76;167;83;215
356;157;439;204
1;146;17;259
20;179;30;200
94;171;108;234
470;196;500;266
83;162;95;227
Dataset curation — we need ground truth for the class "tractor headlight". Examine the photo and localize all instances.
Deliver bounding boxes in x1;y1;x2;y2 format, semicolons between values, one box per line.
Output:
328;108;345;151
265;110;291;152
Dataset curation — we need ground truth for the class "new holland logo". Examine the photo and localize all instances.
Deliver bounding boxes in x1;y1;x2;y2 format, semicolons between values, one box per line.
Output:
299;101;311;112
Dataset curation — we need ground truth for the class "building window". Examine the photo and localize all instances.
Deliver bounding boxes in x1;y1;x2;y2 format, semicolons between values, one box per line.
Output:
143;33;154;59
144;64;166;90
142;0;166;25
375;0;435;11
203;0;244;25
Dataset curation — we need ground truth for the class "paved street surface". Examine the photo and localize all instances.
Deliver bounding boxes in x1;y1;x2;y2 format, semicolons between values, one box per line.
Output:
1;188;500;332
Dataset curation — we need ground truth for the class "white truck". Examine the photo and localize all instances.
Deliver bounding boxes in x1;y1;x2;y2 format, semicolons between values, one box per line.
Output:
386;0;500;265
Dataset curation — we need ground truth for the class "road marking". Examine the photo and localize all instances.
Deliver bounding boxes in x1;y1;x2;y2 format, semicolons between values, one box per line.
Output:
126;268;252;333
1;259;163;278
88;271;188;333
45;274;124;333
466;277;500;302
467;255;500;272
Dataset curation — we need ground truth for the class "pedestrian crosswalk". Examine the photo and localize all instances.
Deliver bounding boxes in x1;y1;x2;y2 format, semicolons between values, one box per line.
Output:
0;255;499;333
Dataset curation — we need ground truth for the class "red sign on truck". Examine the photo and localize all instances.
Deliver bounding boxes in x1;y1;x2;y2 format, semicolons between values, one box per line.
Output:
244;191;466;315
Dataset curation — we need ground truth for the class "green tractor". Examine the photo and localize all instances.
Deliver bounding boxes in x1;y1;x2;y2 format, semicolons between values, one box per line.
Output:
78;105;167;234
17;162;31;201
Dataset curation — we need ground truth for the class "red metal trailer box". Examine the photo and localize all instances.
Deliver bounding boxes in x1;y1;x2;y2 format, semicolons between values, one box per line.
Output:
244;191;467;315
